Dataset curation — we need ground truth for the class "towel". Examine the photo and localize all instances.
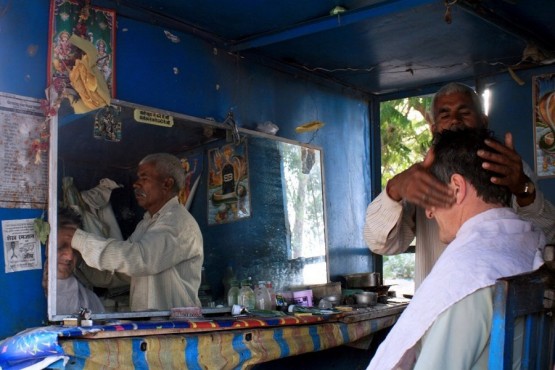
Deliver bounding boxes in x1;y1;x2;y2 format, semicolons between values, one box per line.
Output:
367;207;545;370
80;178;124;240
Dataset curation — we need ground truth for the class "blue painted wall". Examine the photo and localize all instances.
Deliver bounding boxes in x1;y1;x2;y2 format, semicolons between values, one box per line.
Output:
0;0;553;339
0;0;51;338
482;68;555;201
0;1;371;337
112;17;374;284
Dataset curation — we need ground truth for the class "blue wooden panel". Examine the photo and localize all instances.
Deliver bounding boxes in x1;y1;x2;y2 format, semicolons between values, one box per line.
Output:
0;208;47;339
0;0;49;99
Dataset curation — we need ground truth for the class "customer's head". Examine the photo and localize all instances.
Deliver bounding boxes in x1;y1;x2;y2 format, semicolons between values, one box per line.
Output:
429;82;488;133
426;127;511;243
134;153;185;215
57;207;82;279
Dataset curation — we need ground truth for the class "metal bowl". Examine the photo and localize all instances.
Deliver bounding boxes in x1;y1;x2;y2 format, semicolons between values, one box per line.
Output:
354;292;378;306
320;294;342;306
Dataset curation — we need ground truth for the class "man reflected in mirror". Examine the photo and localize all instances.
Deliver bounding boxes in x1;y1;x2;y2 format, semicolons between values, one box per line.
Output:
42;207;105;315
64;153;204;311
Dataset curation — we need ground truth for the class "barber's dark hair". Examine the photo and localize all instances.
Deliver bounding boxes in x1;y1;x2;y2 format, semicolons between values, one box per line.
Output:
58;207;82;228
430;127;511;206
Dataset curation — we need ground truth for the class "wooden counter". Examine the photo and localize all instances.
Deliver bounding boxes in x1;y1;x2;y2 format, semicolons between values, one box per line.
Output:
0;301;408;369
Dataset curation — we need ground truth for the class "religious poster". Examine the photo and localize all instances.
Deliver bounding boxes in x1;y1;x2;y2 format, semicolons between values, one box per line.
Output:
532;73;555;178
177;152;203;210
48;0;116;96
2;219;42;273
0;92;48;208
207;141;251;225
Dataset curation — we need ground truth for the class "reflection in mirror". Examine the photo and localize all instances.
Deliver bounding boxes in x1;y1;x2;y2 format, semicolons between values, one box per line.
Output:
281;143;326;284
49;100;327;321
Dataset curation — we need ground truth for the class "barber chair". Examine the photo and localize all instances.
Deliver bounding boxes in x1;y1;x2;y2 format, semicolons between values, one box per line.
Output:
488;245;555;370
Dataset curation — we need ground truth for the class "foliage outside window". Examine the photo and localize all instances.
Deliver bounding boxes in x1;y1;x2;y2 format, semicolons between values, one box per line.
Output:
380;96;432;294
380;96;432;187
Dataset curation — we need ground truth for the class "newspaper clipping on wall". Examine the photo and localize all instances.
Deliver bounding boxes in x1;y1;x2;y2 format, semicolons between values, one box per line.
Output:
0;91;48;208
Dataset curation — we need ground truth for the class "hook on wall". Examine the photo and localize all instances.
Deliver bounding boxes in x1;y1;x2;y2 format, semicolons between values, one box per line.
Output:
222;111;241;146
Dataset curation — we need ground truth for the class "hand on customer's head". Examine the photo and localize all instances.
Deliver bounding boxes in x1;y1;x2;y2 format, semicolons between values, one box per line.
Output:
477;132;527;194
387;148;455;209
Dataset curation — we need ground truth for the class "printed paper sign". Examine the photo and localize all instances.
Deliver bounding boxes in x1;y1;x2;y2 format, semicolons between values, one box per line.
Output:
2;219;42;273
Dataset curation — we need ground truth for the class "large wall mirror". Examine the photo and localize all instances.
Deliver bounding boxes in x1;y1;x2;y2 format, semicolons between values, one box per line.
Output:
48;100;328;321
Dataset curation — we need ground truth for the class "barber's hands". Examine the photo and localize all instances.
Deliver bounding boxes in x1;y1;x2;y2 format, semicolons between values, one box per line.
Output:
478;132;532;205
59;226;77;245
386;148;455;209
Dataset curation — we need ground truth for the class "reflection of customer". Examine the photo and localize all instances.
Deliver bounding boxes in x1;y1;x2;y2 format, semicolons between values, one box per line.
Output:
43;207;105;315
368;128;545;370
364;82;555;289
67;153;204;310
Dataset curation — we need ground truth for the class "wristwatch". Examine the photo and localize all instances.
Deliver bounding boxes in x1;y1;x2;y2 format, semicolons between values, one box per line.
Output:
519;180;536;197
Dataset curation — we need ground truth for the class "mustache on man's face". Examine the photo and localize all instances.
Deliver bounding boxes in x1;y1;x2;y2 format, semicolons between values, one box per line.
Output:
134;189;147;198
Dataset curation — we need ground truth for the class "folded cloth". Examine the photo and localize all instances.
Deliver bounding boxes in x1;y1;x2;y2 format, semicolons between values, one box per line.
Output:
367;207;545;370
81;178;124;240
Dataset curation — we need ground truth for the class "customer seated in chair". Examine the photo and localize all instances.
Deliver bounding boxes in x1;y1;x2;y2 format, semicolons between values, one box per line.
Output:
43;207;105;315
367;127;545;370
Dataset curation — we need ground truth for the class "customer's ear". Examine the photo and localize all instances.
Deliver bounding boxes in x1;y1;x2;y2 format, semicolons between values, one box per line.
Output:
450;174;467;204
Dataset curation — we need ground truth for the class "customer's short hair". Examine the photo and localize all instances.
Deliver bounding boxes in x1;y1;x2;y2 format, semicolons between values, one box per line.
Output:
430;127;511;206
58;207;82;228
139;153;185;194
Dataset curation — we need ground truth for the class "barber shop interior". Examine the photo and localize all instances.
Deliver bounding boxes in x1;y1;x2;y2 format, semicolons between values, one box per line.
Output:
0;1;553;369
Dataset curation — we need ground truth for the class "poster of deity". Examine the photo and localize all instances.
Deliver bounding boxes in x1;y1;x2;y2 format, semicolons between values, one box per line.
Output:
207;141;251;225
48;0;116;96
533;73;555;178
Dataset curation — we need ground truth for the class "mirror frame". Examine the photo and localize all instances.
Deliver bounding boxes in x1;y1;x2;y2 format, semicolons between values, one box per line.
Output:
47;100;329;321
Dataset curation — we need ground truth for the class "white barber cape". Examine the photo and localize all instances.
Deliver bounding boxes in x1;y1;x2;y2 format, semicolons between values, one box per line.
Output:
367;208;545;370
57;275;105;315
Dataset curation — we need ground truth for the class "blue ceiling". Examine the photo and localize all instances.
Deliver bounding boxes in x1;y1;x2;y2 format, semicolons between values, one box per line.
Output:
92;0;555;96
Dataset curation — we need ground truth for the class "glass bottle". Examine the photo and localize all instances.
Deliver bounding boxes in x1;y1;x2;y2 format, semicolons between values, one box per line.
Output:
227;280;240;307
238;279;255;309
222;265;236;299
255;281;272;310
265;281;277;310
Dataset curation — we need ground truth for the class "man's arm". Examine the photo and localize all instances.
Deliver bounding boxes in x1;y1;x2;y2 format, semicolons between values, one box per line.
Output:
479;132;555;243
74;260;131;289
71;209;202;277
364;149;454;255
514;162;555;243
363;190;417;255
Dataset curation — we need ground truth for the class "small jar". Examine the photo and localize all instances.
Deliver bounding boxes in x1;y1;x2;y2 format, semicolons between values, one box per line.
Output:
227;280;240;307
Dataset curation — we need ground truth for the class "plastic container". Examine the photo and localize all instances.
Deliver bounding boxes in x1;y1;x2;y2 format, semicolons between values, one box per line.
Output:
222;265;236;299
255;281;272;310
238;279;255;309
266;281;277;310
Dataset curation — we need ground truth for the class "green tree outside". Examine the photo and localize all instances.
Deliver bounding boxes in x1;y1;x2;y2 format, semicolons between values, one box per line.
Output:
380;96;432;283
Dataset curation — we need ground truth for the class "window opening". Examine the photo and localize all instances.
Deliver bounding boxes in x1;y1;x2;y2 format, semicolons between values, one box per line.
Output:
379;90;492;297
380;95;432;297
